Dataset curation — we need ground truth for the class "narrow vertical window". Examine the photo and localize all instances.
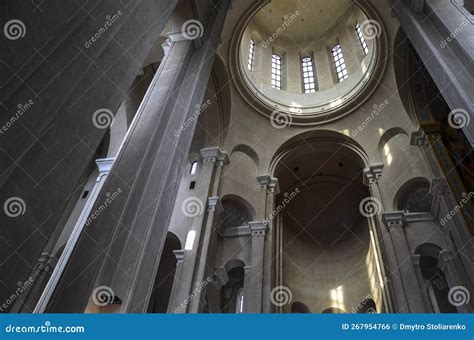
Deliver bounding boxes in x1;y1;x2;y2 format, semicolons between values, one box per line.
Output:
301;56;317;93
190;161;198;175
332;43;348;82
271;53;282;90
355;22;369;55
248;38;255;71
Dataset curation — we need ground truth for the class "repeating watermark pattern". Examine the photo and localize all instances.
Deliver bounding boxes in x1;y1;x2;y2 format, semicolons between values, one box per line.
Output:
270;109;292;129
448;285;470;307
181;197;204;217
3;197;26;217
182;19;204;40
267;188;300;220
440;191;474;226
360;20;382;40
359;197;382;218
351;294;376;313
92;108;114;129
174;276;212;313
0;99;34;136
84;11;123;49
85;188;122;226
0;277;34;312
447;108;470;130
351;100;390;137
440;20;468;48
269;285;293;307
262;11;301;48
4;19;26;40
92;286;114;306
173;99;211;138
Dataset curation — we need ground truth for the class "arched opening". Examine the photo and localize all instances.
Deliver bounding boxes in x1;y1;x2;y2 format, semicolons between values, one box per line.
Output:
322;307;346;314
220;260;246;313
395;178;433;213
271;130;385;313
147;232;181;313
415;244;457;313
291;301;311;313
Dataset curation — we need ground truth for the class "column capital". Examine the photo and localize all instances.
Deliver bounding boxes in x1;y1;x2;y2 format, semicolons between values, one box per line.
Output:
410;127;428;146
249;221;269;237
173;249;185;263
382;211;406;229
200;147;229;166
411;254;421;266
256;175;280;194
207;196;223;214
95;157;115;181
363;163;384;186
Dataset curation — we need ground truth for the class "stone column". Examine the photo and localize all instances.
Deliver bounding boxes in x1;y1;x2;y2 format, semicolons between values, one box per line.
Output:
167;250;185;313
411;254;432;312
363;164;400;313
256;175;279;313
246;221;269;313
243;265;252;313
34;157;114;313
172;147;228;313
382;212;426;312
49;0;231;313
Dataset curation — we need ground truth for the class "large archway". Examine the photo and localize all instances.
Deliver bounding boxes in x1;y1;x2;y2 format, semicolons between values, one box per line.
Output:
271;130;385;313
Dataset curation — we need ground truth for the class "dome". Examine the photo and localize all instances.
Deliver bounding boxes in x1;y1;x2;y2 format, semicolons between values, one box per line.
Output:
231;0;387;125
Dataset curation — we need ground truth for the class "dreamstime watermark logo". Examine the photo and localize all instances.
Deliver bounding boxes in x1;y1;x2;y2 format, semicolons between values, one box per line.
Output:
84;11;123;48
92;286;114;306
447;109;470;130
262;11;301;48
351;100;390;137
267;188;300;220
0;99;34;136
181;197;204;217
0;277;34;312
440;191;473;226
174;276;213;313
270;110;292;129
448;286;470;307
440;20;468;48
4;19;26;40
85;188;122;226
351;294;376;313
359;197;382;218
92;108;114;129
173;99;211;138
3;197;26;217
360;20;382;40
182;19;204;40
270;286;293;307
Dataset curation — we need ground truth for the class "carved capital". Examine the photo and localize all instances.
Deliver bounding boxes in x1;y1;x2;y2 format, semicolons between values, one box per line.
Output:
207;196;223;214
249;220;268;237
410;128;428;146
382;211;405;229
256;175;280;194
363;163;384;186
200;147;229;166
173;249;185;264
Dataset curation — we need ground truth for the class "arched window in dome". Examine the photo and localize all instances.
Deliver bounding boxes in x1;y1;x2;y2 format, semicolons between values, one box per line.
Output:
332;43;348;82
355;22;369;55
301;56;317;93
248;38;255;71
271;53;282;90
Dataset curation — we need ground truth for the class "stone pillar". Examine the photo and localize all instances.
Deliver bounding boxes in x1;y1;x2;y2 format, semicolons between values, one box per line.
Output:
246;221;268;313
243;265;252;313
382;212;426;312
34;157;114;313
256;175;279;313
167;250;185;313
363;164;399;313
49;0;231;313
172;147;228;313
411;254;432;312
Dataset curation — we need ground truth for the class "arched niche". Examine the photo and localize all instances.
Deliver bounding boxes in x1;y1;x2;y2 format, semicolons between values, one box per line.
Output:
270;130;386;313
394;177;432;212
291;301;311;313
231;144;260;170
415;243;457;313
322;307;346;314
220;195;255;230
